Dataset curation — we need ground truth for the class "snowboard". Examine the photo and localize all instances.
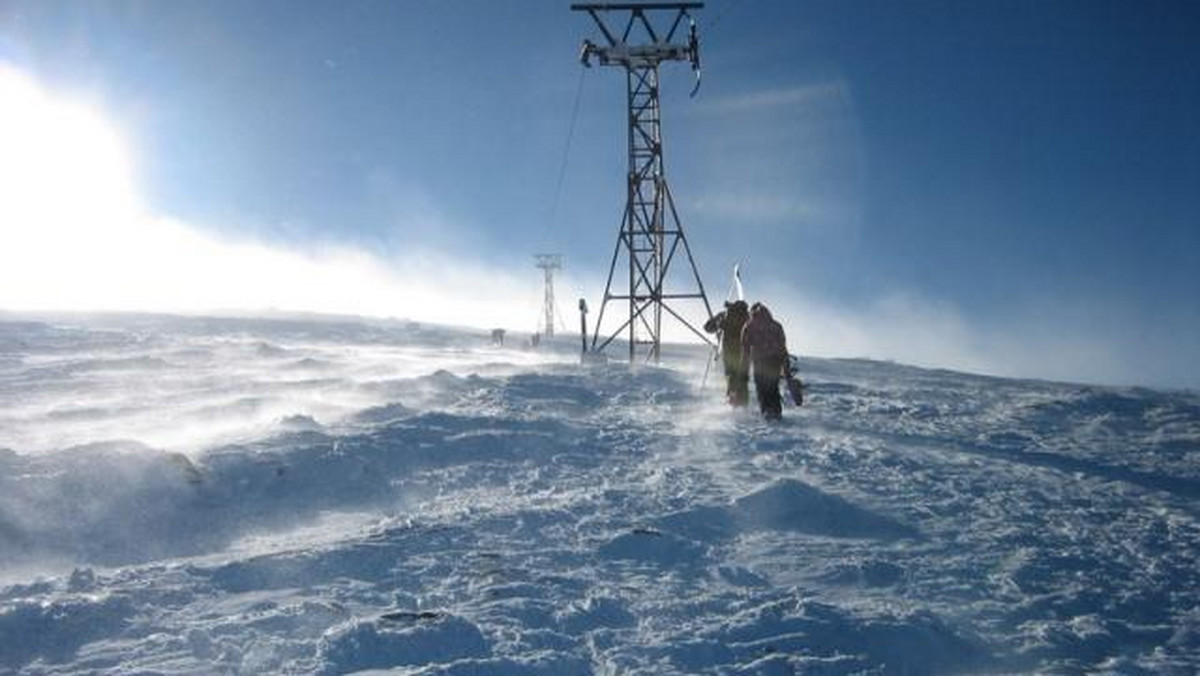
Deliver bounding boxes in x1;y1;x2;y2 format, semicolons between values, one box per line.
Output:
784;374;804;406
784;353;804;406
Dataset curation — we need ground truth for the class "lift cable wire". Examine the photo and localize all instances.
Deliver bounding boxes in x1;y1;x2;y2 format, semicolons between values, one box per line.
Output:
541;65;588;248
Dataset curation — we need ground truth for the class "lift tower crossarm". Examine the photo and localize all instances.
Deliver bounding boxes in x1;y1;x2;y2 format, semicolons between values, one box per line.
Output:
570;3;702;9
573;3;701;69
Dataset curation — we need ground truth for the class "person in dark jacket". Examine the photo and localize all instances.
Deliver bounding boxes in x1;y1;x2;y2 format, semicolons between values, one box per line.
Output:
704;300;750;406
740;302;787;420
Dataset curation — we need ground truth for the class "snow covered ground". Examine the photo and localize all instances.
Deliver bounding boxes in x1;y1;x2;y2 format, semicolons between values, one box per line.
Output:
1;314;1198;675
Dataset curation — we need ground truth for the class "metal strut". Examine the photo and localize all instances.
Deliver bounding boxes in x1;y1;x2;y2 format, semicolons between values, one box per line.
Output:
572;2;713;364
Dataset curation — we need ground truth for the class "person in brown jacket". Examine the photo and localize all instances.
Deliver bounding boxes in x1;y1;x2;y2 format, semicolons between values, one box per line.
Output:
703;300;750;406
740;302;787;420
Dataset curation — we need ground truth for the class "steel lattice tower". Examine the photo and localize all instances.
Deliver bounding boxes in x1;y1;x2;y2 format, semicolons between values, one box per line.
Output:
535;254;562;338
573;2;714;363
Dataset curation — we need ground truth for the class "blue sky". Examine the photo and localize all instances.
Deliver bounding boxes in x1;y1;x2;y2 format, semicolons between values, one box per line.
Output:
0;1;1197;388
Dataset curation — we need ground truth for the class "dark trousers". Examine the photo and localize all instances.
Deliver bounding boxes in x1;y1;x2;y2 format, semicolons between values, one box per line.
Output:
725;360;750;406
752;357;784;419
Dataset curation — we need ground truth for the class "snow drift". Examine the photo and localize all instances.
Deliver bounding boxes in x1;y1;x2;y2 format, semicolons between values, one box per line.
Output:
0;314;1197;675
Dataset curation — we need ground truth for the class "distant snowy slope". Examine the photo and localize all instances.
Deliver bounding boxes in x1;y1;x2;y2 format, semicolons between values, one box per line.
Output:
0;314;1197;675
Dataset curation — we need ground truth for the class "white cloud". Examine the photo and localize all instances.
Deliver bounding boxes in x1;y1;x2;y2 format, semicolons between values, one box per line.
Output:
689;192;860;231
691;193;816;222
753;281;1183;388
0;64;543;331
763;289;991;373
685;78;863;235
700;82;851;116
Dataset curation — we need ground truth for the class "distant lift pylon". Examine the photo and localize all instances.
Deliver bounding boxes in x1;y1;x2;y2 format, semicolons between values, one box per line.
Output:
572;2;714;364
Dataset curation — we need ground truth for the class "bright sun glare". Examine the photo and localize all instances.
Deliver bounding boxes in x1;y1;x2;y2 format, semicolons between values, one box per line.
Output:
0;66;144;305
0;64;541;328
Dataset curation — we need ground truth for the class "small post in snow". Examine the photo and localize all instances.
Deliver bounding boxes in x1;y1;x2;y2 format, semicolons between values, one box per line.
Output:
578;298;589;364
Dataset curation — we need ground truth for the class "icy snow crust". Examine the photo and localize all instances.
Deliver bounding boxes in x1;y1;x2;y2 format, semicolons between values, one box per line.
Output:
1;315;1198;675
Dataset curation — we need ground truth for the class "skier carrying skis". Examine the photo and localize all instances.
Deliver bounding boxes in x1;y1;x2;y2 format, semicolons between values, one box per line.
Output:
740;302;788;420
704;300;750;406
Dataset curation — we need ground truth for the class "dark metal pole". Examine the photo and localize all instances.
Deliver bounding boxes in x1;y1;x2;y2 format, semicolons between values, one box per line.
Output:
578;298;589;363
